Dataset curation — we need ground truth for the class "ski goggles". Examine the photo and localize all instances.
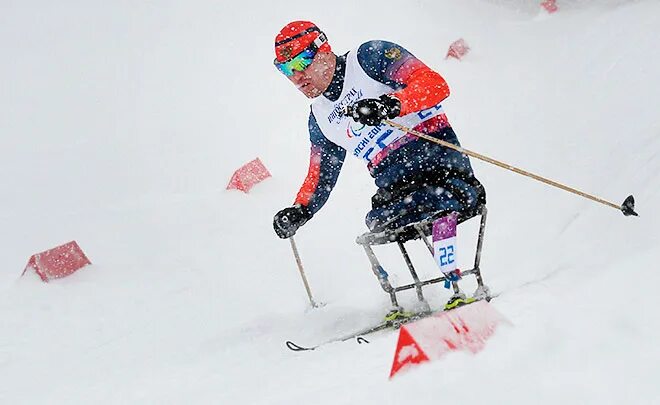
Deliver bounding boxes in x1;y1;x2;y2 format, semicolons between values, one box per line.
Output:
274;47;317;77
274;32;327;77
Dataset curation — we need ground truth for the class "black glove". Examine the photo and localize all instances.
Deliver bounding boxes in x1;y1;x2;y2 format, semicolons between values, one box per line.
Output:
273;204;313;239
345;94;401;126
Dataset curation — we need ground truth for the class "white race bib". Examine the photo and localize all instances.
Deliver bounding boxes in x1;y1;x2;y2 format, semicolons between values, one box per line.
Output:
433;213;458;275
311;49;446;165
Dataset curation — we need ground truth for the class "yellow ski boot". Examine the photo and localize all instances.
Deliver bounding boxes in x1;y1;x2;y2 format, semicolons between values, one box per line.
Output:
444;293;477;311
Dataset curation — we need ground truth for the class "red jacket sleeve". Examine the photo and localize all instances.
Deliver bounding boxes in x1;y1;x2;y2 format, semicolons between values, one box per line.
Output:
356;41;451;116
392;66;450;116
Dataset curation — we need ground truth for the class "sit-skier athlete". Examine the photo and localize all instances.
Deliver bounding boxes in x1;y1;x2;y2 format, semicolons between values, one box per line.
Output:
272;21;487;312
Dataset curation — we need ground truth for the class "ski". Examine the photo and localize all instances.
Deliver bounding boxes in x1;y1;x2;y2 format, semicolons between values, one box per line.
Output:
285;321;391;352
285;294;497;352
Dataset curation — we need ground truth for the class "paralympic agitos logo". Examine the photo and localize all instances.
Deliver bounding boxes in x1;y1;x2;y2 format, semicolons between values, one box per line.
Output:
346;122;366;138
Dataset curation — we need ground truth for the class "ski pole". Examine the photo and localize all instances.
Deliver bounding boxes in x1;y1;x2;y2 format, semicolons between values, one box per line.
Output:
383;119;638;217
289;236;319;308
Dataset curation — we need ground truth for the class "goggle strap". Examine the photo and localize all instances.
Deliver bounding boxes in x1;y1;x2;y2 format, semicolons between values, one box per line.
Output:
313;33;327;48
275;27;321;47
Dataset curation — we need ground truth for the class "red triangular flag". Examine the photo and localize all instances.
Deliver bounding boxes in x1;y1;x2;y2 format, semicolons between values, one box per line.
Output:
541;0;559;13
226;158;271;193
389;326;430;378
227;173;246;192
445;38;470;61
22;241;92;282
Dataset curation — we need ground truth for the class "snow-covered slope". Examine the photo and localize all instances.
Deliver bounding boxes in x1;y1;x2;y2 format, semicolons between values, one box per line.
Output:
1;1;659;403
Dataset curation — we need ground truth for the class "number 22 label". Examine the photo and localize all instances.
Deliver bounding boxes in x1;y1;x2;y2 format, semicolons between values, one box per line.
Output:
438;245;455;266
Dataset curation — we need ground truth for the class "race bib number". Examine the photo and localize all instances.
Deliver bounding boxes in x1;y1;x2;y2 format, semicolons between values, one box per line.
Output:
433;213;458;275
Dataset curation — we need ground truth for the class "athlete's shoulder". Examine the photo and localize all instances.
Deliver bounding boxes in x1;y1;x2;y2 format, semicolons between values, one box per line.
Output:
355;40;412;85
356;40;407;62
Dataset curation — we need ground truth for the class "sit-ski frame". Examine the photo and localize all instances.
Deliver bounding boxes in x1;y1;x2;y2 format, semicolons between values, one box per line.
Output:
356;206;490;311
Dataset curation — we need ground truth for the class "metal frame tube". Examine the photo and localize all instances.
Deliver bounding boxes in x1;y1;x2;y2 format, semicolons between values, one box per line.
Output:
397;241;426;303
472;206;488;287
362;245;400;309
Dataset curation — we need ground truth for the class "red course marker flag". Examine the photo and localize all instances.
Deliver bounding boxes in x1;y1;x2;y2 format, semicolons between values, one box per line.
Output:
227;158;272;193
22;241;92;282
445;38;470;61
541;0;559;13
389;327;430;378
389;301;510;378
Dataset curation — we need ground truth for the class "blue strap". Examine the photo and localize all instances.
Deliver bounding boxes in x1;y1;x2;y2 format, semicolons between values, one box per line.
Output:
443;270;462;289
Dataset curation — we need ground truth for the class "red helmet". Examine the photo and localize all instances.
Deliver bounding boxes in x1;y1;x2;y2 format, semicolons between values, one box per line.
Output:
274;21;332;63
